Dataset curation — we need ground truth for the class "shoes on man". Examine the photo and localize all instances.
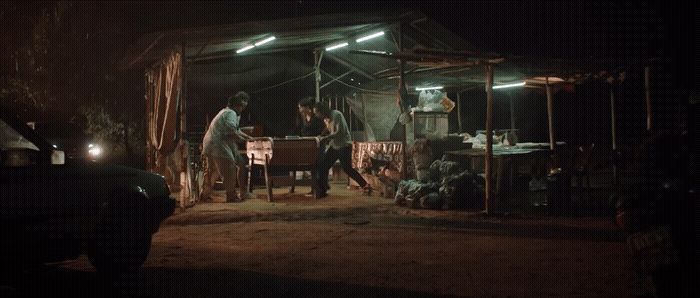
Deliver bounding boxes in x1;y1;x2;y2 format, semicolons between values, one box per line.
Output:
361;184;373;195
237;192;255;201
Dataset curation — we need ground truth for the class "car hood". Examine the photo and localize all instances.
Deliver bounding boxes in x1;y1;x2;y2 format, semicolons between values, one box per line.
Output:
63;159;170;199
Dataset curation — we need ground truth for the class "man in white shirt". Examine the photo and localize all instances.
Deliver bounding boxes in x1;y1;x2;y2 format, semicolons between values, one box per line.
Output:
201;91;254;202
313;102;370;198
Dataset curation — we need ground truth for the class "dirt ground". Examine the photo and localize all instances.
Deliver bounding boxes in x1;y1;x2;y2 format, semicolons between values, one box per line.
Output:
7;182;641;297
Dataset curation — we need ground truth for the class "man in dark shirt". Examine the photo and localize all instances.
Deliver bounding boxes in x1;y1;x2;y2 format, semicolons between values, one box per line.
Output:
297;97;325;137
297;97;327;195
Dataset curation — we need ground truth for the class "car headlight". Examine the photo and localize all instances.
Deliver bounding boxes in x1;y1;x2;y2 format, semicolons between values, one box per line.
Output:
88;143;102;158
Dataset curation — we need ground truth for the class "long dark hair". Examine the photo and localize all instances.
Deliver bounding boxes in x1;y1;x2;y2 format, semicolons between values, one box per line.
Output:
313;101;331;118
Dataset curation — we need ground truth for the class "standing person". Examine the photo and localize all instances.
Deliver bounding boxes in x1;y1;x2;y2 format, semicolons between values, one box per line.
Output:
297;97;325;137
297;97;328;195
200;91;254;202
313;102;371;198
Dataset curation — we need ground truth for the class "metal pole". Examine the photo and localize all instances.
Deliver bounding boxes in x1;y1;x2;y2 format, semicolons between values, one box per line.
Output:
484;64;495;214
546;77;555;150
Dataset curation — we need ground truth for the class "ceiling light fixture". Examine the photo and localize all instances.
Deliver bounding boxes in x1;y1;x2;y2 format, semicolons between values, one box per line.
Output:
254;36;276;46
356;31;385;43
326;42;349;51
416;86;444;91
236;45;255;54
492;81;526;89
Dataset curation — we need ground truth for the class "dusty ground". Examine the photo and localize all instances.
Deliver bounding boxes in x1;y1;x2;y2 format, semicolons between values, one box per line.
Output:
5;181;641;297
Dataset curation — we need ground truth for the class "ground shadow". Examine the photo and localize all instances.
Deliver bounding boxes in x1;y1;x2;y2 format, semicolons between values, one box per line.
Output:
2;265;459;298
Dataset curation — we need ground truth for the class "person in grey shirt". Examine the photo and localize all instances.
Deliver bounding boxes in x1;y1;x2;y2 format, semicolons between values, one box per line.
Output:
313;102;370;198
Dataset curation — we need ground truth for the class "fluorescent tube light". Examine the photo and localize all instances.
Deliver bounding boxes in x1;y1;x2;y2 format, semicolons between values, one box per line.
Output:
254;36;276;46
356;31;385;43
492;81;526;89
416;86;444;91
326;42;349;51
236;45;255;53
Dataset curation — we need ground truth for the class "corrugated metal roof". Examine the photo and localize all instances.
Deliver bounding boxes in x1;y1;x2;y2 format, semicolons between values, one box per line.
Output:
122;10;627;93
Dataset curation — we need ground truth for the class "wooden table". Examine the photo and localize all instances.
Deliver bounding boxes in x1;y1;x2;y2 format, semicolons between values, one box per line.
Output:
444;147;552;210
246;137;320;201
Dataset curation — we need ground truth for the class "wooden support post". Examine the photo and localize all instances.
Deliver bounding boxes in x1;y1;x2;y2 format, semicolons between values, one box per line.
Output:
610;86;619;185
180;43;197;206
457;92;463;133
361;93;369;141
509;92;516;131
645;66;652;131
314;50;322;103
349;97;353;135
546;77;555;151
484;64;495;214
397;22;408;179
610;87;617;151
264;154;273;202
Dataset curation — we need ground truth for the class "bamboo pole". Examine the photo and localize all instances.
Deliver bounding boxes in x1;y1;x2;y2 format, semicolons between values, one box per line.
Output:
484;64;495;214
546;77;555;150
457;92;463;133
645;66;652;131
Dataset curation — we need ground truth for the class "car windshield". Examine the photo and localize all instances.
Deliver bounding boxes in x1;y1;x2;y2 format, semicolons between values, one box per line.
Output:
0;119;39;151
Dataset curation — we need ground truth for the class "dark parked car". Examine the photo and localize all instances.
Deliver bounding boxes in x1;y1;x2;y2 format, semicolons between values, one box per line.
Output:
27;120;104;161
0;106;176;275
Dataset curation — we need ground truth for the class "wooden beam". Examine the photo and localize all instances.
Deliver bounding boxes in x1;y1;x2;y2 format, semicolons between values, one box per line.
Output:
546;77;555;151
127;33;164;69
484;64;495;214
326;54;376;80
349;49;487;66
320;70;353;89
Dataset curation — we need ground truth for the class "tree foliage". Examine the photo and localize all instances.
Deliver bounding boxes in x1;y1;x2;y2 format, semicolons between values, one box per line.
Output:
0;2;69;119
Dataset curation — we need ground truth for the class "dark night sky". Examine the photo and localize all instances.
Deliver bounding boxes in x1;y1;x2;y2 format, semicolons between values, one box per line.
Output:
2;1;696;147
119;1;695;84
